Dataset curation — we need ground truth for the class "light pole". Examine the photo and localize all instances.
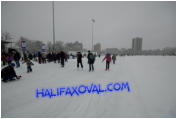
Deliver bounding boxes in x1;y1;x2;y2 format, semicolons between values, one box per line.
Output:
52;1;55;53
91;19;95;51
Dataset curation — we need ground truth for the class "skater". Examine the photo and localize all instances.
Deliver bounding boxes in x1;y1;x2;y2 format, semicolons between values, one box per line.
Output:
102;53;112;71
65;53;68;62
28;53;33;60
33;53;37;61
41;52;46;63
1;52;7;66
60;51;65;67
87;50;95;72
37;51;42;64
52;52;57;63
98;54;101;58
23;53;27;62
14;51;21;68
76;52;83;69
47;52;52;62
56;52;61;63
6;52;13;65
1;63;21;82
23;58;34;73
112;54;116;64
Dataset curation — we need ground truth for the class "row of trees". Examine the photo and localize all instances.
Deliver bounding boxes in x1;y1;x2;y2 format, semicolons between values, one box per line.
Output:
2;32;175;56
14;37;84;53
47;41;83;53
103;47;176;56
1;32;92;54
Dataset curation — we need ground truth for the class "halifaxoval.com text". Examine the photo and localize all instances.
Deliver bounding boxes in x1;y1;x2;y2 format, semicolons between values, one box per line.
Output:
36;82;130;98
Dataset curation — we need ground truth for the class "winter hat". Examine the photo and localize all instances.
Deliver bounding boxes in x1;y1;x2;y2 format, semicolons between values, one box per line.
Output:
10;63;15;67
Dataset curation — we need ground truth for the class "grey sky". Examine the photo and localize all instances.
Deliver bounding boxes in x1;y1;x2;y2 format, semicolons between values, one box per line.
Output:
1;1;176;50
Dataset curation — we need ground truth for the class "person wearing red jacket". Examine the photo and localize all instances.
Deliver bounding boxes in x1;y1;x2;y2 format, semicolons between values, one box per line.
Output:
102;53;112;71
1;53;6;66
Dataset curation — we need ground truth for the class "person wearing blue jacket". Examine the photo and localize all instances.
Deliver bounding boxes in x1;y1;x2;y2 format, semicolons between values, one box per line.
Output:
87;50;95;72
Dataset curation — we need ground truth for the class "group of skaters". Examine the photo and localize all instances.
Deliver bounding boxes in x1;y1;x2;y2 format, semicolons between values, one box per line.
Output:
2;51;21;67
76;50;117;71
2;51;22;82
1;49;117;82
25;51;69;67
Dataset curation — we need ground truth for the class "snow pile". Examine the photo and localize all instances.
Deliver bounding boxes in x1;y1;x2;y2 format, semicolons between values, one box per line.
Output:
1;56;176;118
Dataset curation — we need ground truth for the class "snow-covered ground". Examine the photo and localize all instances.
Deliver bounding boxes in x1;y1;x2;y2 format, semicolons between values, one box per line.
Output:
1;56;176;118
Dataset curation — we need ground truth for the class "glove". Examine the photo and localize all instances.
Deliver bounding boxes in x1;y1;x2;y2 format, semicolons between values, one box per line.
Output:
16;76;21;79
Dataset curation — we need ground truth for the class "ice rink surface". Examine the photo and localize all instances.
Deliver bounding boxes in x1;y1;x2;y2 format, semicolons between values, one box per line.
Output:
1;56;176;118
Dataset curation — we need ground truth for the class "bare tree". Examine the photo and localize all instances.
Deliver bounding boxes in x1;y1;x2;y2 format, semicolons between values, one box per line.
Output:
55;41;64;52
15;37;44;53
1;32;14;51
47;41;53;53
64;41;83;52
2;32;13;41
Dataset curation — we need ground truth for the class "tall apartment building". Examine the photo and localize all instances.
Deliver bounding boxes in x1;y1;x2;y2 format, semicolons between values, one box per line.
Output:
132;37;143;51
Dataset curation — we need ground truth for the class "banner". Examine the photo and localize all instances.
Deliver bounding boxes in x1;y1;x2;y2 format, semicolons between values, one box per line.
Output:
21;38;26;52
42;44;46;52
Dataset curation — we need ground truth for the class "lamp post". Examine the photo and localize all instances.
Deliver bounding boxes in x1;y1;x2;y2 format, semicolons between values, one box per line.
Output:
91;19;95;51
52;1;55;53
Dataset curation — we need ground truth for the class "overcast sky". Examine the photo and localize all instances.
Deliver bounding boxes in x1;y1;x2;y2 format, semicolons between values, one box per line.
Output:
1;1;176;50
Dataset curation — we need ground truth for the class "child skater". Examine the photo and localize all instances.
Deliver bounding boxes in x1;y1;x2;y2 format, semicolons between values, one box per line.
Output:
23;58;34;73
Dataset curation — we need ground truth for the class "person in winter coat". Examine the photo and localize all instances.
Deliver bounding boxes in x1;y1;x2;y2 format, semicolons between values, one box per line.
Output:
47;53;52;62
65;54;68;62
28;53;33;60
52;52;56;63
23;58;34;73
6;53;13;65
23;53;27;62
41;53;46;64
87;50;95;72
102;53;112;71
77;52;83;69
112;54;116;64
1;63;21;82
60;51;65;67
14;52;21;68
1;52;7;66
56;52;61;63
38;51;42;64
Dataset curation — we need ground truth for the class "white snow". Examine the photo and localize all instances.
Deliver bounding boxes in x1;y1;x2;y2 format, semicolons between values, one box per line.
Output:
1;56;176;118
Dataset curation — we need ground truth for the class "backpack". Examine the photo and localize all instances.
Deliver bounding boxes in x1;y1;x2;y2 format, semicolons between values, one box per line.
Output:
89;53;95;62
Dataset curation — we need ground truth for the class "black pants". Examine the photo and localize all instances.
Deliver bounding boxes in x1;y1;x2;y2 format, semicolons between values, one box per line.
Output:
61;59;64;67
77;60;83;68
106;61;110;70
58;58;61;63
42;58;46;63
3;60;6;66
38;58;41;64
27;66;32;72
113;60;115;64
2;74;16;81
89;63;94;71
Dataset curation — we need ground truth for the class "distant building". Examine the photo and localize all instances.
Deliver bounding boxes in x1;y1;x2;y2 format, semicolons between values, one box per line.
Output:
132;37;143;54
105;48;119;55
